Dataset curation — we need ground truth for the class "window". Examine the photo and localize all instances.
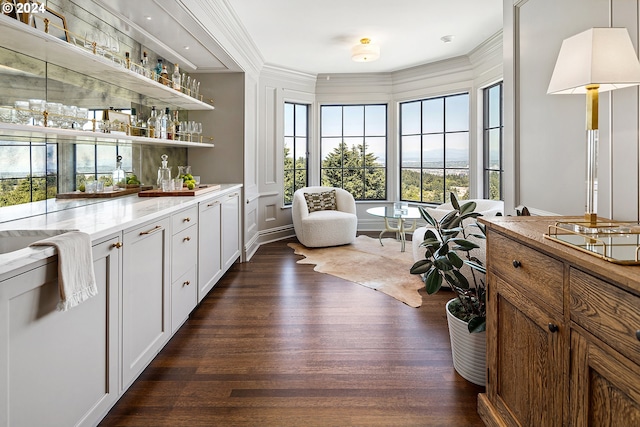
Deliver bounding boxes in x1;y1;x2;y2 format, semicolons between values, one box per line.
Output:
320;104;386;200
400;93;470;204
75;109;132;189
483;82;503;200
283;102;309;205
0;140;57;206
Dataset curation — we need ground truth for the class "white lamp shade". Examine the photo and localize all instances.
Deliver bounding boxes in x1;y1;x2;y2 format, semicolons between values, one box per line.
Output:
351;38;380;62
547;27;640;94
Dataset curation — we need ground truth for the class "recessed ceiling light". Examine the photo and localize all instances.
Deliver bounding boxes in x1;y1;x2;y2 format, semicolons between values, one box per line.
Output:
441;35;455;43
145;16;152;20
184;46;190;50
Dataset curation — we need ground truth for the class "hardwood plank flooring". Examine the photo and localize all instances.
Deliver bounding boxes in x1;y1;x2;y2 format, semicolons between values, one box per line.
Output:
99;236;484;426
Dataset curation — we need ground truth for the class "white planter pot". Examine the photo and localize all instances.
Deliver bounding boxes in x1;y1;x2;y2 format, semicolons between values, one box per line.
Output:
445;298;486;386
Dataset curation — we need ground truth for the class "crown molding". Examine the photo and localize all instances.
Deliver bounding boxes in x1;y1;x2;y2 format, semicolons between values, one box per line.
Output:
181;0;263;77
261;64;317;86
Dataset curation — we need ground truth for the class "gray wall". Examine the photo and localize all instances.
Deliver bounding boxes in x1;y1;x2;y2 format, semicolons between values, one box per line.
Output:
505;0;640;220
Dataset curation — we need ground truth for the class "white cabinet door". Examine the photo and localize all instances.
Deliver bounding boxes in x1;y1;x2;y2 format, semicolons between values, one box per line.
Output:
121;217;170;391
0;234;120;427
221;190;241;271
198;197;222;302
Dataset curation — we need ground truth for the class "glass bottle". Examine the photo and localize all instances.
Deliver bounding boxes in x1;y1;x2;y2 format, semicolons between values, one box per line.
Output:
157;154;172;188
112;155;126;190
147;106;158;138
125;51;131;70
141;51;150;77
160;64;170;86
130;107;139;136
159;107;170;139
154;58;163;81
169;110;180;141
172;63;181;91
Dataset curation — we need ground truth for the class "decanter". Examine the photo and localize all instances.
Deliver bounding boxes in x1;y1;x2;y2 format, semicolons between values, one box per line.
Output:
112;155;126;190
157;154;172;188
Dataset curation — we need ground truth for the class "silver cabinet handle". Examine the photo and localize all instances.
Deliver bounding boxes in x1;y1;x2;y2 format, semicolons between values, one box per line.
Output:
183;236;191;242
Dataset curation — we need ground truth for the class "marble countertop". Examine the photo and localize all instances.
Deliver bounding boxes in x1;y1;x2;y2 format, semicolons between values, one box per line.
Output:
0;183;242;280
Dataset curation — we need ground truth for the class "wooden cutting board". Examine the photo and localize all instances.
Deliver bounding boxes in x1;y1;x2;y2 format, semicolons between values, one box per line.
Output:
57;185;152;199
137;184;222;197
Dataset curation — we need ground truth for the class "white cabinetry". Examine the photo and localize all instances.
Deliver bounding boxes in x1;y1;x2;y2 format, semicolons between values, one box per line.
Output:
222;190;241;271
198;189;241;302
121;217;170;391
171;206;198;333
0;234;120;427
198;196;222;301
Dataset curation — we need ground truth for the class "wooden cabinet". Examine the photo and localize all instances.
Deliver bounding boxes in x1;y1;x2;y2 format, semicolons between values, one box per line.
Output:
478;217;640;427
171;206;198;333
121;217;171;391
0;234;120;427
483;229;566;427
221;190;241;271
198;196;222;301
569;268;640;426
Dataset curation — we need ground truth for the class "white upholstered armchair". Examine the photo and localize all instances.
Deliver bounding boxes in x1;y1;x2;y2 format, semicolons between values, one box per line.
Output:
292;186;358;248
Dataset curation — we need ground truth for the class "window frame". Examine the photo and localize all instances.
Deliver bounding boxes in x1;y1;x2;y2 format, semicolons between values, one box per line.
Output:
319;103;387;201
399;92;470;204
283;101;310;206
482;82;504;200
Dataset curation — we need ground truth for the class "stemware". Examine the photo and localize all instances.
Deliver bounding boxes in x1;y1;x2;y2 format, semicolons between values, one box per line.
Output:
13;100;30;125
45;102;63;127
29;99;45;126
75;108;88;130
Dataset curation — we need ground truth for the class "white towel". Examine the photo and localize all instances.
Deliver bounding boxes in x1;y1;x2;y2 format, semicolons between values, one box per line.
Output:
30;231;98;311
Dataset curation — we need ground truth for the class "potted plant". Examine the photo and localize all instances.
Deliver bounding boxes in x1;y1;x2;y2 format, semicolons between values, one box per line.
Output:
410;192;487;385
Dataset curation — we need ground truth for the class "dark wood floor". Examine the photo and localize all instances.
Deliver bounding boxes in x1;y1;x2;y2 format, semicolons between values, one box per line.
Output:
99;236;485;426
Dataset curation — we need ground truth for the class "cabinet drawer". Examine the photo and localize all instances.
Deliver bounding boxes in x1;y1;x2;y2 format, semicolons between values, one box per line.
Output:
488;231;564;314
172;224;197;281
570;268;640;365
172;206;198;234
171;265;197;333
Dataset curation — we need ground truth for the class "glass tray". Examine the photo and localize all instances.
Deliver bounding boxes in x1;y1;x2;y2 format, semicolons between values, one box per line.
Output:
544;220;640;265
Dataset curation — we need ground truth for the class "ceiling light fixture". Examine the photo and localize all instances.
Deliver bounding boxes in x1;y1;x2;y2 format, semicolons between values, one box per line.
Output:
351;38;380;62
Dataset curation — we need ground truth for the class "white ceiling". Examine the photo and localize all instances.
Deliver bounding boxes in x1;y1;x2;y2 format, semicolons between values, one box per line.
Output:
225;0;504;74
96;0;503;75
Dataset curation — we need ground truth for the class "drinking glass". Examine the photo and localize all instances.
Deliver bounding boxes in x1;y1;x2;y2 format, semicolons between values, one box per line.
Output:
14;100;30;125
173;178;183;189
0;106;13;123
75;108;88;130
62;105;77;129
45;102;63;128
29;99;45;126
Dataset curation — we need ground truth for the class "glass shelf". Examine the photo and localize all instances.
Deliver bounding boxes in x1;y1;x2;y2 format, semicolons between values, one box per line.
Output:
0;15;215;111
0;122;214;148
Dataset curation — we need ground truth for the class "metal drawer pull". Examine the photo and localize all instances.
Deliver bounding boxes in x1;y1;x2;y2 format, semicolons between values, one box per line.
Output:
512;260;522;268
111;242;123;249
229;193;238;198
548;323;559;333
636;330;640;341
207;201;220;207
183;217;191;222
183;280;190;286
183;236;191;242
139;225;162;236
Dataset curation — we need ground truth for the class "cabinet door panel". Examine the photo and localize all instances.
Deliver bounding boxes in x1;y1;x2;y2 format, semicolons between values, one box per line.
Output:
198;198;222;301
222;191;240;271
1;236;119;427
571;331;640;427
490;274;565;427
122;218;170;391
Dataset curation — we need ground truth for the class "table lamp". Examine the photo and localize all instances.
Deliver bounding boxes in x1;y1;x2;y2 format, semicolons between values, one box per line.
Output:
547;27;640;226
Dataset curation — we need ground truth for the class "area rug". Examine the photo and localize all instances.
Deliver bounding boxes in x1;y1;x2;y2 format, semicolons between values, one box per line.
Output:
288;235;424;307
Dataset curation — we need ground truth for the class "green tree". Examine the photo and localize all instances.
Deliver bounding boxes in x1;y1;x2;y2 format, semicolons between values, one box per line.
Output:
284;146;307;205
321;141;385;200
